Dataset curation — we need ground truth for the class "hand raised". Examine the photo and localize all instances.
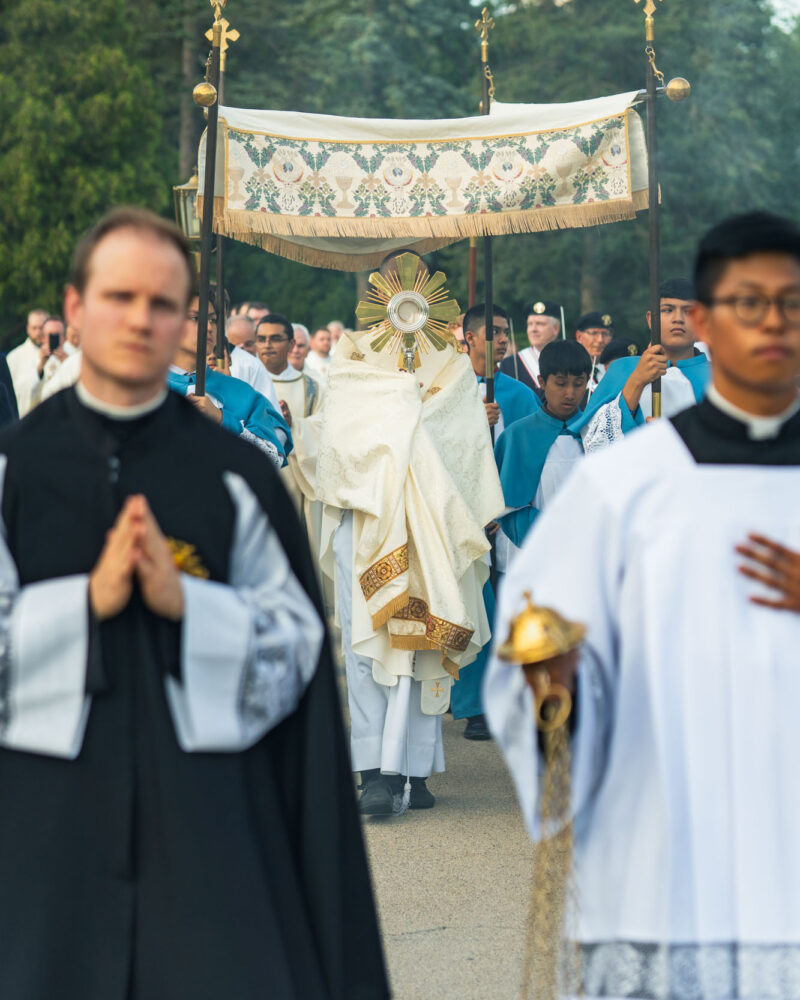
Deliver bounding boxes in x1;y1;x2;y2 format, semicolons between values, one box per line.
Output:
135;500;185;621
89;496;147;620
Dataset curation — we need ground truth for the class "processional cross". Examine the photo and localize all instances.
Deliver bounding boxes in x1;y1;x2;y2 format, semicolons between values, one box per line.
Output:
207;1;240;73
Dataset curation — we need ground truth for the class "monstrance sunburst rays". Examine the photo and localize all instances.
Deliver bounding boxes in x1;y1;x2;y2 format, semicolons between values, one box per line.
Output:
355;253;460;373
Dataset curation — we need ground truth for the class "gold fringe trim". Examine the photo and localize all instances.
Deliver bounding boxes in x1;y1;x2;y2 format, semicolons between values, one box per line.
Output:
389;635;442;652
214;197;646;241
371;590;410;632
201;195;648;271
442;656;461;681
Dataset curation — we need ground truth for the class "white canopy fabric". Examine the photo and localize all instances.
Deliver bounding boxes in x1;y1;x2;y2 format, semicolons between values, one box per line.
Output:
198;92;648;271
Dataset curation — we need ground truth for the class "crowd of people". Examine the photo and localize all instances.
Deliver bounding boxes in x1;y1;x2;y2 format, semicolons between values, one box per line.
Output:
1;204;799;999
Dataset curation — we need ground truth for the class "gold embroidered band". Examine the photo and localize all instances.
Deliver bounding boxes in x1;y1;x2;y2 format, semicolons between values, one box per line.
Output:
359;544;409;601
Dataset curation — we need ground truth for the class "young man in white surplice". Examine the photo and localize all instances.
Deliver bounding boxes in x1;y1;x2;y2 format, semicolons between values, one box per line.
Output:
485;211;800;1000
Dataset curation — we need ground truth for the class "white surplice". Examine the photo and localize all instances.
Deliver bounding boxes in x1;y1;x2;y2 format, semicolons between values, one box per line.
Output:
486;417;800;1000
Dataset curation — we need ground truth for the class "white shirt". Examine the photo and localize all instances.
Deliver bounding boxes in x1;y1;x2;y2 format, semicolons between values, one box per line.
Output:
229;346;281;413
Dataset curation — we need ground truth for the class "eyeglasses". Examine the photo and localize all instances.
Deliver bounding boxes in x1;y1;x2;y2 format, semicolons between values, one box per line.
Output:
708;295;800;327
256;334;290;345
187;312;218;325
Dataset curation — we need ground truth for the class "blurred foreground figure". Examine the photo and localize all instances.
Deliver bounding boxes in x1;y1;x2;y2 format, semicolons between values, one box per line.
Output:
0;208;388;1000
486;211;800;1000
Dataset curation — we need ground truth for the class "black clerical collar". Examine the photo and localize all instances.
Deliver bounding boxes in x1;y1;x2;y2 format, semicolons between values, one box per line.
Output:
671;393;800;466
706;384;800;441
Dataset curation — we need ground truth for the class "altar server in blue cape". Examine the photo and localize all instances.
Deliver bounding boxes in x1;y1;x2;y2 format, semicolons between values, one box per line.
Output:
168;294;292;470
581;278;710;452
463;302;541;437
496;339;591;550
453;303;540;740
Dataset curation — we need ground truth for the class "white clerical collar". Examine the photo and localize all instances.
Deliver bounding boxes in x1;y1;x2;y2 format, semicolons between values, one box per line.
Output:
76;381;167;420
707;383;800;441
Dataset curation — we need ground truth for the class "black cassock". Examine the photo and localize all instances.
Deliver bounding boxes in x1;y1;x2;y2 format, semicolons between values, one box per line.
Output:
0;388;388;1000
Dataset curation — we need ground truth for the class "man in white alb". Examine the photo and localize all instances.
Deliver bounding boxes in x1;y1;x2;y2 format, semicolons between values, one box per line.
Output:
486;211;800;1000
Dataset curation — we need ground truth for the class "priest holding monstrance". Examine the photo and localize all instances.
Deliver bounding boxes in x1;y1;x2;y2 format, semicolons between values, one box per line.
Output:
293;252;504;814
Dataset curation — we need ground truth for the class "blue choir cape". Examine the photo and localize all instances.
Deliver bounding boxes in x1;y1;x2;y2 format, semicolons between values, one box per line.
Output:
491;369;541;427
167;367;292;464
495;407;583;547
580;352;710;434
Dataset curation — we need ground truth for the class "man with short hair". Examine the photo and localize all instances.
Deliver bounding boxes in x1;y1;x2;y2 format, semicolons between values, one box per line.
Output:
498;299;563;395
226;315;257;356
455;303;540;740
462;303;541;438
289;323;312;372
304;327;332;381
0;206;387;1000
327;320;344;347
244;301;270;324
256;313;322;526
168;297;290;469
24;315;69;411
487;210;800;1000
582;277;709;451
7;308;48;416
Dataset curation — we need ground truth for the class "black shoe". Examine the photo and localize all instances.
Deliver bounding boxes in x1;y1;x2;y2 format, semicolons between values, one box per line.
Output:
409;776;436;810
463;714;492;741
358;770;394;816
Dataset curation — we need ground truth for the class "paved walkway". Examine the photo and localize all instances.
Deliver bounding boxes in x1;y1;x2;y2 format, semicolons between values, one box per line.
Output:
361;715;535;1000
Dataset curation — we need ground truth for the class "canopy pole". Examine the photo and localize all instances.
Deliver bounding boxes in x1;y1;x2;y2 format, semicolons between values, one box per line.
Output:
475;7;499;591
205;8;239;371
195;12;222;396
639;0;664;418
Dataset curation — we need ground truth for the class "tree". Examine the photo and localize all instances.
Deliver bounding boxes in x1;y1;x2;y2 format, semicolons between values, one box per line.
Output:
0;0;174;345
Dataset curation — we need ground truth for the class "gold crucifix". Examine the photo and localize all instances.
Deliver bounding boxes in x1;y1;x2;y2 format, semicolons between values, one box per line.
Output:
474;6;495;62
206;16;240;71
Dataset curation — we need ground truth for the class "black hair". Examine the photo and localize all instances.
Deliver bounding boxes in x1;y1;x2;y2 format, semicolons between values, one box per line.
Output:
539;340;592;381
659;277;695;302
694;211;800;304
256;312;294;341
462;303;509;338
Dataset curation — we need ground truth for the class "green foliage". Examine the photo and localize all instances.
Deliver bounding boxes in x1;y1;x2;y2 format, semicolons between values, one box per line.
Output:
0;0;797;347
0;0;172;345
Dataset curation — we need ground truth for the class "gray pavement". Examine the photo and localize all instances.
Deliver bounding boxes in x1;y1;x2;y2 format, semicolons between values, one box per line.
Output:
361;715;535;1000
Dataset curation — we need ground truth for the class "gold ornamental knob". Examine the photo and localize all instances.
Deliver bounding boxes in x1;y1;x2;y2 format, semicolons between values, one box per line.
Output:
193;82;218;108
665;77;691;102
497;592;586;665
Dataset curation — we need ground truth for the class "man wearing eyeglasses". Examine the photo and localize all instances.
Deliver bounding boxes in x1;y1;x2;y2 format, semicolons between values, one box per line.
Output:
487;212;800;1000
580;277;710;451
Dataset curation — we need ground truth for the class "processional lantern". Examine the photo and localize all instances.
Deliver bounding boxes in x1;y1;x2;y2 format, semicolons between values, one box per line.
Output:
172;168;202;243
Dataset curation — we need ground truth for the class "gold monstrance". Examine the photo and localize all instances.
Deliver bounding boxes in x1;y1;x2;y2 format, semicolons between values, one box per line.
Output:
355;253;460;373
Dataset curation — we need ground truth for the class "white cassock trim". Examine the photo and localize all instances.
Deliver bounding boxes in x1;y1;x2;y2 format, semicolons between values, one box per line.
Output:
165;470;323;752
0;456;91;759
